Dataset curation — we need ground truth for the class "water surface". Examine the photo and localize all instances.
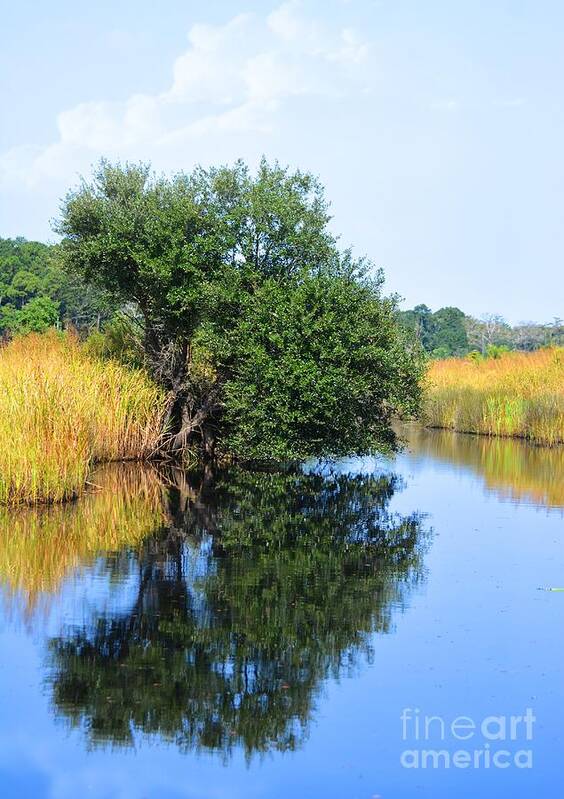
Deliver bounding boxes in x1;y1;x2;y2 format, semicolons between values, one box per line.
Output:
0;428;562;798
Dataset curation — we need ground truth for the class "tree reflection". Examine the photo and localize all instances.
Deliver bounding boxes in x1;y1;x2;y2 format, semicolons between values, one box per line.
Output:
47;466;428;758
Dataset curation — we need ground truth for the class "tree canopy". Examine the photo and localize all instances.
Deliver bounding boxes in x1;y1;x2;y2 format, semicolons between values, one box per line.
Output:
398;304;563;358
0;236;110;336
56;159;424;461
398;304;468;357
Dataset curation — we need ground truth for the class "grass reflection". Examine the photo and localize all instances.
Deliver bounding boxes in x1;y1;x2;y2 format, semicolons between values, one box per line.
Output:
0;465;167;611
403;424;564;508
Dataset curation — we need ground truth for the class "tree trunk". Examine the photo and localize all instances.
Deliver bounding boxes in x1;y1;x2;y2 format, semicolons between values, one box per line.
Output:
141;321;220;462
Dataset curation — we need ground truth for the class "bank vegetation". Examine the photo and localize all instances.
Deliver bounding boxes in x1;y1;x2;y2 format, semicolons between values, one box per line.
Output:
424;348;564;446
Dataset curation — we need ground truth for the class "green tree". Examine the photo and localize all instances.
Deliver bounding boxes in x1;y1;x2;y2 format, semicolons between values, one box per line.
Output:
0;295;59;334
465;313;511;354
216;271;421;459
0;236;111;336
400;305;469;356
5;269;44;308
431;306;468;356
399;304;435;351
56;160;424;460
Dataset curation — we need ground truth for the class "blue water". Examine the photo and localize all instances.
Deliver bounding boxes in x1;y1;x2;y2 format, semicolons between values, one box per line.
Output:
0;428;562;798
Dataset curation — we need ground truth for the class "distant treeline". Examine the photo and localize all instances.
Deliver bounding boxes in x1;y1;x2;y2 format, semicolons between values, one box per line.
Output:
0;237;110;336
398;304;563;358
1;237;562;358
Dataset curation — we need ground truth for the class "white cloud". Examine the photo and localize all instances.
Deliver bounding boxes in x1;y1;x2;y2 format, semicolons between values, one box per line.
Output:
0;3;370;191
329;28;370;64
165;14;252;105
430;98;460;112
243;51;315;105
268;1;369;63
267;1;324;52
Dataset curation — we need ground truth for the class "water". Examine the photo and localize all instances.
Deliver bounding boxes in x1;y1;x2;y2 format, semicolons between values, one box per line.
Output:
0;427;562;798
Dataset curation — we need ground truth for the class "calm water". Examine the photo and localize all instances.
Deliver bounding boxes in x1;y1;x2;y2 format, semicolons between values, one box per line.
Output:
0;427;562;798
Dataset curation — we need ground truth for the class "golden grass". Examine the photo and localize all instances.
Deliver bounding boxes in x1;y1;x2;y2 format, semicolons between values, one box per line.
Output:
0;464;167;612
424;348;564;446
0;332;166;505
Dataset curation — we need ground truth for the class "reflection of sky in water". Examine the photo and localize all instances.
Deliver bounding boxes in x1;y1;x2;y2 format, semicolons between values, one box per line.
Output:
1;535;219;641
0;429;562;799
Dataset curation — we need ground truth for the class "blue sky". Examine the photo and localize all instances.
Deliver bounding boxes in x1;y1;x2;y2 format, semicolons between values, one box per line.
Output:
1;0;563;323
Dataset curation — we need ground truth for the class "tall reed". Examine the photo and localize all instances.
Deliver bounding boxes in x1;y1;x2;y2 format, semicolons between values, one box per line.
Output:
425;348;564;446
0;332;166;505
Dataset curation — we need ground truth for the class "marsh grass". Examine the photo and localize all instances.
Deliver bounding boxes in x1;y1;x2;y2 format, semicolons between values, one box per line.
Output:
425;348;564;446
0;332;166;505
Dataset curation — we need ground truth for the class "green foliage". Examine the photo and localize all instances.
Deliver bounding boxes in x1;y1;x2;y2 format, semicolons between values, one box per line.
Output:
399;304;468;356
432;306;469;354
216;272;423;459
57;159;424;460
6;270;44;307
400;307;563;358
57;162;207;340
56;159;339;345
83;315;144;367
399;304;435;351
430;346;451;360
0;236;111;337
467;345;509;362
0;296;60;334
486;343;510;359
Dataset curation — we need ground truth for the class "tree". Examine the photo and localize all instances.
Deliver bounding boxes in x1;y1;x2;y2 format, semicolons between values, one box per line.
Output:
0;295;59;335
5;269;43;309
509;318;564;351
510;321;547;351
430;306;468;356
0;236;111;336
214;270;421;459
56;160;424;461
399;304;435;351
399;305;469;357
465;313;510;354
400;302;562;358
548;317;564;346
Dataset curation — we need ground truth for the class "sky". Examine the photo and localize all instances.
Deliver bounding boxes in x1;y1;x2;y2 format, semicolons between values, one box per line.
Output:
1;0;563;323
